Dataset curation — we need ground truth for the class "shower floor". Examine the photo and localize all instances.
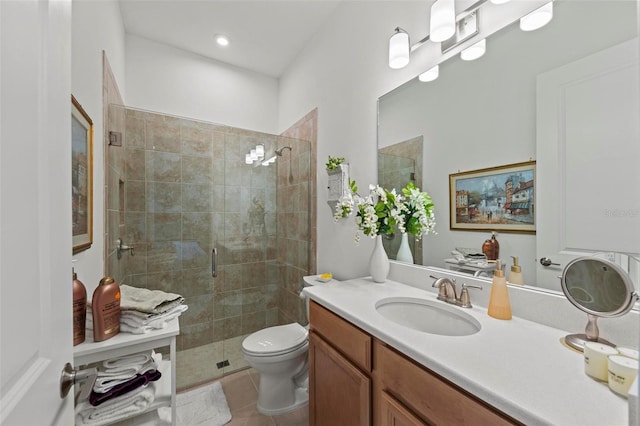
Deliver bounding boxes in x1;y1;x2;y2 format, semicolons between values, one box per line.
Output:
177;335;249;391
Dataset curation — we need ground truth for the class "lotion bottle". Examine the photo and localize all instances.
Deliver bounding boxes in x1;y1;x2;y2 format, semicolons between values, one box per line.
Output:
508;256;524;285
488;260;512;320
92;276;121;342
72;266;87;346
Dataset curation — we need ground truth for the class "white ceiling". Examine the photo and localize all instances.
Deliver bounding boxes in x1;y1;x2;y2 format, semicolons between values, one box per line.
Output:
118;0;343;78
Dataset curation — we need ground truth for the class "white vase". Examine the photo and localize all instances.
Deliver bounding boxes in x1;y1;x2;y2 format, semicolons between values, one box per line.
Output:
396;233;414;264
369;235;390;283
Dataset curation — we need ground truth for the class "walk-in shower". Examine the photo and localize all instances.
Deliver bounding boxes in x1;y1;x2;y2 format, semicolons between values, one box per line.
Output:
105;105;312;390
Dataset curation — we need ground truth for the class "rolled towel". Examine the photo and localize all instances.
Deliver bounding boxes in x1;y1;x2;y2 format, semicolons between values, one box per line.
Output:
75;382;156;426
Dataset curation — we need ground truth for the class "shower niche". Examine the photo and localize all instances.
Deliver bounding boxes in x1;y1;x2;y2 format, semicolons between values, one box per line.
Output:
106;105;312;390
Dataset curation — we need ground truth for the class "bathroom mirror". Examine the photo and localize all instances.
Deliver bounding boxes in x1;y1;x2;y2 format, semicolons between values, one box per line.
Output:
561;256;638;351
377;0;639;293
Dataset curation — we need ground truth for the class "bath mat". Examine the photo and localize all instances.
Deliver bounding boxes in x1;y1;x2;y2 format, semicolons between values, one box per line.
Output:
159;381;232;425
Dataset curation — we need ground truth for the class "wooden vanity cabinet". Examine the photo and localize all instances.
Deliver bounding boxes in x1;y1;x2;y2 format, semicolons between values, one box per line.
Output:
373;340;520;426
309;301;372;426
309;300;521;426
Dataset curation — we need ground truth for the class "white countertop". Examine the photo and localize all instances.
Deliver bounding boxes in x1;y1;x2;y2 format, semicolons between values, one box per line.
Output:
304;277;630;426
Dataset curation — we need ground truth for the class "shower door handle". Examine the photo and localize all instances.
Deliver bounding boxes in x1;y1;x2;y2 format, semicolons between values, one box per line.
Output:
211;247;218;278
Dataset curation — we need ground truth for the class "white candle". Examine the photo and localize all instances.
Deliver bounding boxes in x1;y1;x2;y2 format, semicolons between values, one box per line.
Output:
584;342;618;381
608;355;639;397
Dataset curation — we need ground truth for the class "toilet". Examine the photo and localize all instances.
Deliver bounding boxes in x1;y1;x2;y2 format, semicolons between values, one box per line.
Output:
241;275;319;415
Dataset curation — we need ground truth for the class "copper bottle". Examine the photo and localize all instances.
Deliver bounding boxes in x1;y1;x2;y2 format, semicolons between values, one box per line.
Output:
72;269;87;346
92;276;121;342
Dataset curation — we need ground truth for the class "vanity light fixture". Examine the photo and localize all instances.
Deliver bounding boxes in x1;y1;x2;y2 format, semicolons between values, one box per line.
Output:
215;34;230;47
430;0;456;43
389;27;410;69
520;1;553;32
418;65;439;82
460;38;486;61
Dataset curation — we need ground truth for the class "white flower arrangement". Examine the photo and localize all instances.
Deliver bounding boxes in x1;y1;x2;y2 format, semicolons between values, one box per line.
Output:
334;180;435;244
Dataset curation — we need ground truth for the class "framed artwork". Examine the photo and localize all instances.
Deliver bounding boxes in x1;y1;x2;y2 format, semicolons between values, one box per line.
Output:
449;160;536;233
72;95;93;253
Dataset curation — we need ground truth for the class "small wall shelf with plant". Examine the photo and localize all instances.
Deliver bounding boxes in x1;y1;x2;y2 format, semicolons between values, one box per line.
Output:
326;156;349;212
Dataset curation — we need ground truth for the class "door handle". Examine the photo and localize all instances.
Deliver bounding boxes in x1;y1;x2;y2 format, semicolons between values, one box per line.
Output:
539;257;561;267
211;247;218;278
60;363;97;400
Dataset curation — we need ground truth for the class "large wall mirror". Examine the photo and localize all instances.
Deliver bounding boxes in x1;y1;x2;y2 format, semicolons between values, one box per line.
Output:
378;0;640;294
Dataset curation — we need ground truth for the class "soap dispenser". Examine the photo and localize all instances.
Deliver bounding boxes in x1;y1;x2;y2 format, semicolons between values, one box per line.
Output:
508;256;524;285
488;260;512;320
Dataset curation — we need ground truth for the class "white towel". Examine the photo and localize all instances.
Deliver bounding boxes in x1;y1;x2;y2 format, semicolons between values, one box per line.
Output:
75;382;156;425
93;352;159;393
121;304;188;328
103;352;151;370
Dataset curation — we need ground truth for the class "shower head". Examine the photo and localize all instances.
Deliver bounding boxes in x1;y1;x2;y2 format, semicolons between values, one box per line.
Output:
275;146;292;156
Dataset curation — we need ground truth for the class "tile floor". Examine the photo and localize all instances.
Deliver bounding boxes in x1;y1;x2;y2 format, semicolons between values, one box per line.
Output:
219;368;309;426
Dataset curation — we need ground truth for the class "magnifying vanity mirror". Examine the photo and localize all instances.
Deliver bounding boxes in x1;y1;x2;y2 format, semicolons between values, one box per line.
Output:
377;0;640;295
561;256;639;351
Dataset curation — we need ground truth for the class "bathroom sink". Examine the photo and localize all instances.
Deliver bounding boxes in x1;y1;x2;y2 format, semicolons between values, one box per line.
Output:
375;297;481;336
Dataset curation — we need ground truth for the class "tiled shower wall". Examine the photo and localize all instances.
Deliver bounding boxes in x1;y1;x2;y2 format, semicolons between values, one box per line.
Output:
106;103;313;388
378;136;423;263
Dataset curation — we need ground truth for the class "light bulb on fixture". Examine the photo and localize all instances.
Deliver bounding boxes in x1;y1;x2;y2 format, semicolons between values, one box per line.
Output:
460;39;486;61
256;144;264;158
389;27;410;69
520;1;553;32
418;65;439;82
245;154;253;164
429;0;456;43
489;0;511;4
215;35;230;47
250;149;258;161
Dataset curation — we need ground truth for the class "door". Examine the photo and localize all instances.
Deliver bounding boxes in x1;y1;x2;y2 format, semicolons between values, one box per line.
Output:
536;38;640;289
1;1;74;424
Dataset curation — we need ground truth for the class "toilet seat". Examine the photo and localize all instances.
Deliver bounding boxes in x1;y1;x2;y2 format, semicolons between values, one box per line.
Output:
242;323;308;357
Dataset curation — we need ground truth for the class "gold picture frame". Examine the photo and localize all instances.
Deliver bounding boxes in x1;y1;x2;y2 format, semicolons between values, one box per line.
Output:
449;161;536;234
72;95;93;253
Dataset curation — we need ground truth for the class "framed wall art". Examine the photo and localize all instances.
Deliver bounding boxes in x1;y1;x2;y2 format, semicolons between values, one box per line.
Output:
449;161;536;233
72;95;93;253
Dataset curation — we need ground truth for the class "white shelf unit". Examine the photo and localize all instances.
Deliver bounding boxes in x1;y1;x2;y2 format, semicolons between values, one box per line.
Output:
73;319;179;426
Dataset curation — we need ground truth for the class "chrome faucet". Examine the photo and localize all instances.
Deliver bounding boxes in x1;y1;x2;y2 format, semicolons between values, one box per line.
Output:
431;275;482;308
431;275;457;303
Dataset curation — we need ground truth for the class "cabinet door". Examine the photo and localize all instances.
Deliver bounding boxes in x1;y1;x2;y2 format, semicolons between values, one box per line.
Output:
380;391;427;426
309;330;371;426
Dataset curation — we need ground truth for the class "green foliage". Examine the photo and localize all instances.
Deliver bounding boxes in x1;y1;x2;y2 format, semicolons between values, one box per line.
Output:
326;156;346;170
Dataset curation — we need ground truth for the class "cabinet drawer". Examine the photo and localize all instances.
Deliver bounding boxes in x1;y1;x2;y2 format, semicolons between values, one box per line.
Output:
374;340;519;426
310;301;372;372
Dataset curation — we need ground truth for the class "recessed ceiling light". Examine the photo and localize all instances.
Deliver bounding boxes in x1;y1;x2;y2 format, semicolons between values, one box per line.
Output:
215;35;229;47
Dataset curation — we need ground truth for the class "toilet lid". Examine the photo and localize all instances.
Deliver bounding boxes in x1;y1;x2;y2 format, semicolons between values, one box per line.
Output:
242;323;308;356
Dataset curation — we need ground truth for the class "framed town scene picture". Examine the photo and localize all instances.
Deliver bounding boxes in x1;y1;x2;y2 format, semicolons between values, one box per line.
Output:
449;161;536;233
72;95;93;253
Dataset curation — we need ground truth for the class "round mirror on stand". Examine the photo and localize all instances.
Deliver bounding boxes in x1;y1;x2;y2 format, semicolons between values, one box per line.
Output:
561;256;638;351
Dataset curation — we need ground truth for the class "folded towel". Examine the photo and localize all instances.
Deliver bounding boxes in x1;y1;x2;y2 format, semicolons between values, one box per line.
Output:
90;370;162;406
103;352;151;370
75;382;156;425
121;304;188;330
119;285;184;314
93;351;159;393
121;304;188;324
